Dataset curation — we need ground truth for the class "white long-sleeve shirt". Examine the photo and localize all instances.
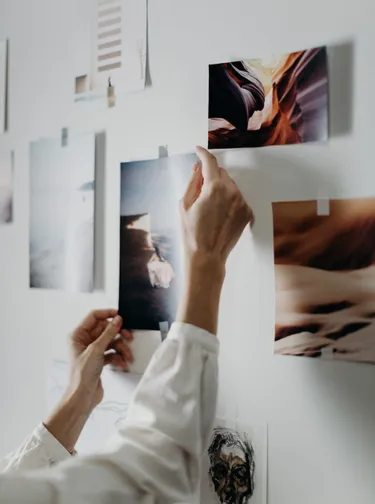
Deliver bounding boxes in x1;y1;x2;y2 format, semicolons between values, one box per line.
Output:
0;322;219;503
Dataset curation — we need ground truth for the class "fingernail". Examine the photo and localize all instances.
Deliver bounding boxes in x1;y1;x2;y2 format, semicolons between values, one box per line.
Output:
112;315;122;328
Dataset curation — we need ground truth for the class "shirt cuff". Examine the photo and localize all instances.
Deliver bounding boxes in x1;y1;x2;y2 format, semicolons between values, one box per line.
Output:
167;322;219;354
37;424;75;465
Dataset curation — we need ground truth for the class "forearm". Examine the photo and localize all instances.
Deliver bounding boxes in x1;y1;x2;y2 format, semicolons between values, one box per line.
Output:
177;253;225;334
44;389;92;454
0;324;219;504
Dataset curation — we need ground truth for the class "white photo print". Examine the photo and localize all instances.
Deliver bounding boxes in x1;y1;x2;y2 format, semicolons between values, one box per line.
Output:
74;0;147;103
29;133;96;291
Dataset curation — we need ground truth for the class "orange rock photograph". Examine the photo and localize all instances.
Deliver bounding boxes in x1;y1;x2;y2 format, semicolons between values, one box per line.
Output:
273;199;375;364
208;46;329;149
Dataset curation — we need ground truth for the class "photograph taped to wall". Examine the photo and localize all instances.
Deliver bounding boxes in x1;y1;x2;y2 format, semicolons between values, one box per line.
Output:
73;0;147;103
0;40;7;133
201;419;267;504
30;133;97;292
208;46;328;149
119;153;196;330
0;149;13;223
273;199;375;364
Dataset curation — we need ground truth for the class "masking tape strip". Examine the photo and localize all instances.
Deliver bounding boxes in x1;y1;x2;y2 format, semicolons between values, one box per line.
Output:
317;188;330;216
158;145;169;158
159;321;169;341
61;127;68;147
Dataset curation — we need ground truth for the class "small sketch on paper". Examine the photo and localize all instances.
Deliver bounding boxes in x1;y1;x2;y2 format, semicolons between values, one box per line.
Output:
201;420;267;504
208;428;255;503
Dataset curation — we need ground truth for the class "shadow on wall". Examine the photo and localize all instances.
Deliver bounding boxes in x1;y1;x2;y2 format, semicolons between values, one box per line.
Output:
328;40;355;138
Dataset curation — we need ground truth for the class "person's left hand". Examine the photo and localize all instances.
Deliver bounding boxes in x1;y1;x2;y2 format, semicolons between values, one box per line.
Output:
66;309;133;412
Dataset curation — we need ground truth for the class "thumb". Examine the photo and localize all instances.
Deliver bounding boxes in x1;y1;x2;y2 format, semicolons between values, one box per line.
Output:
95;315;122;352
196;146;220;184
182;164;203;210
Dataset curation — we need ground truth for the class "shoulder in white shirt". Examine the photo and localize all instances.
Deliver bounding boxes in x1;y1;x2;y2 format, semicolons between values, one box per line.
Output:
0;322;219;504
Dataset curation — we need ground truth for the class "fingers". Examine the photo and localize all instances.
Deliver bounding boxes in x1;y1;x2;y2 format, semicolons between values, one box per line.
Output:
104;353;128;370
196;146;220;184
91;319;133;342
104;336;133;370
95;315;123;352
181;164;203;210
219;168;254;225
108;338;133;363
81;309;118;331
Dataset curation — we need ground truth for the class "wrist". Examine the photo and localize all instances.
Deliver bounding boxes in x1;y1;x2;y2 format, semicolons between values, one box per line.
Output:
185;252;226;288
44;390;92;454
178;252;225;335
63;385;96;416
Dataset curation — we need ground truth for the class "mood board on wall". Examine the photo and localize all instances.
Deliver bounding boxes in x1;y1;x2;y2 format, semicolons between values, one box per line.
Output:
1;0;374;501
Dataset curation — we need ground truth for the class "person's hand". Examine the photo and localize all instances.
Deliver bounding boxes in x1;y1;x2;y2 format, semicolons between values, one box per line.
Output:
66;309;133;412
177;146;253;334
44;310;133;453
180;146;254;271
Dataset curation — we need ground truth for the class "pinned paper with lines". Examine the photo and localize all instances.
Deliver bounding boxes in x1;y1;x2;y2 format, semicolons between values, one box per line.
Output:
74;0;147;103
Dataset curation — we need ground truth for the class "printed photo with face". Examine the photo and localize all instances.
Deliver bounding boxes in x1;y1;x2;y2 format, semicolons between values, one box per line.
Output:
119;153;196;330
208;46;328;149
273;198;375;364
201;420;267;504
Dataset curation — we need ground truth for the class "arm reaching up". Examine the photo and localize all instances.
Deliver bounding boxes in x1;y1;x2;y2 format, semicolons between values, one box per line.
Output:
0;147;253;503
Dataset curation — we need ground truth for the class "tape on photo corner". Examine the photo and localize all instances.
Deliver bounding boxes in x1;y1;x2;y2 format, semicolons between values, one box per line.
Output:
317;187;330;216
158;145;169;158
61;127;68;147
159;321;169;341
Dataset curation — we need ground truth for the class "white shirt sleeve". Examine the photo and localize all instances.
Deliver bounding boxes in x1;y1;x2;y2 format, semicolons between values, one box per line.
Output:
0;322;219;504
0;424;73;473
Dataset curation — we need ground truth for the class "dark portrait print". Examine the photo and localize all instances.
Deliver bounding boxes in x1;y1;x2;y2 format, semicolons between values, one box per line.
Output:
208;427;255;504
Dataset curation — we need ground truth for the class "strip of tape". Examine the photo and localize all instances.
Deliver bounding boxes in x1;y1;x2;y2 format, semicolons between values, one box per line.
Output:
61;127;68;147
317;188;330;216
158;145;168;158
159;321;169;341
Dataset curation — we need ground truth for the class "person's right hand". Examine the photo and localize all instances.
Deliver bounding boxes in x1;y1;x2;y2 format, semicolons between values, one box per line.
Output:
180;146;253;269
177;146;253;334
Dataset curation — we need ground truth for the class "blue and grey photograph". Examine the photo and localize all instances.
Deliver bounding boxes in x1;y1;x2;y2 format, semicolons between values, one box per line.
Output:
119;153;196;330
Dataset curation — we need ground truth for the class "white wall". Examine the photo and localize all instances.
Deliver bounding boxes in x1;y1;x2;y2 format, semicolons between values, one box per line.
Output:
0;0;375;502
